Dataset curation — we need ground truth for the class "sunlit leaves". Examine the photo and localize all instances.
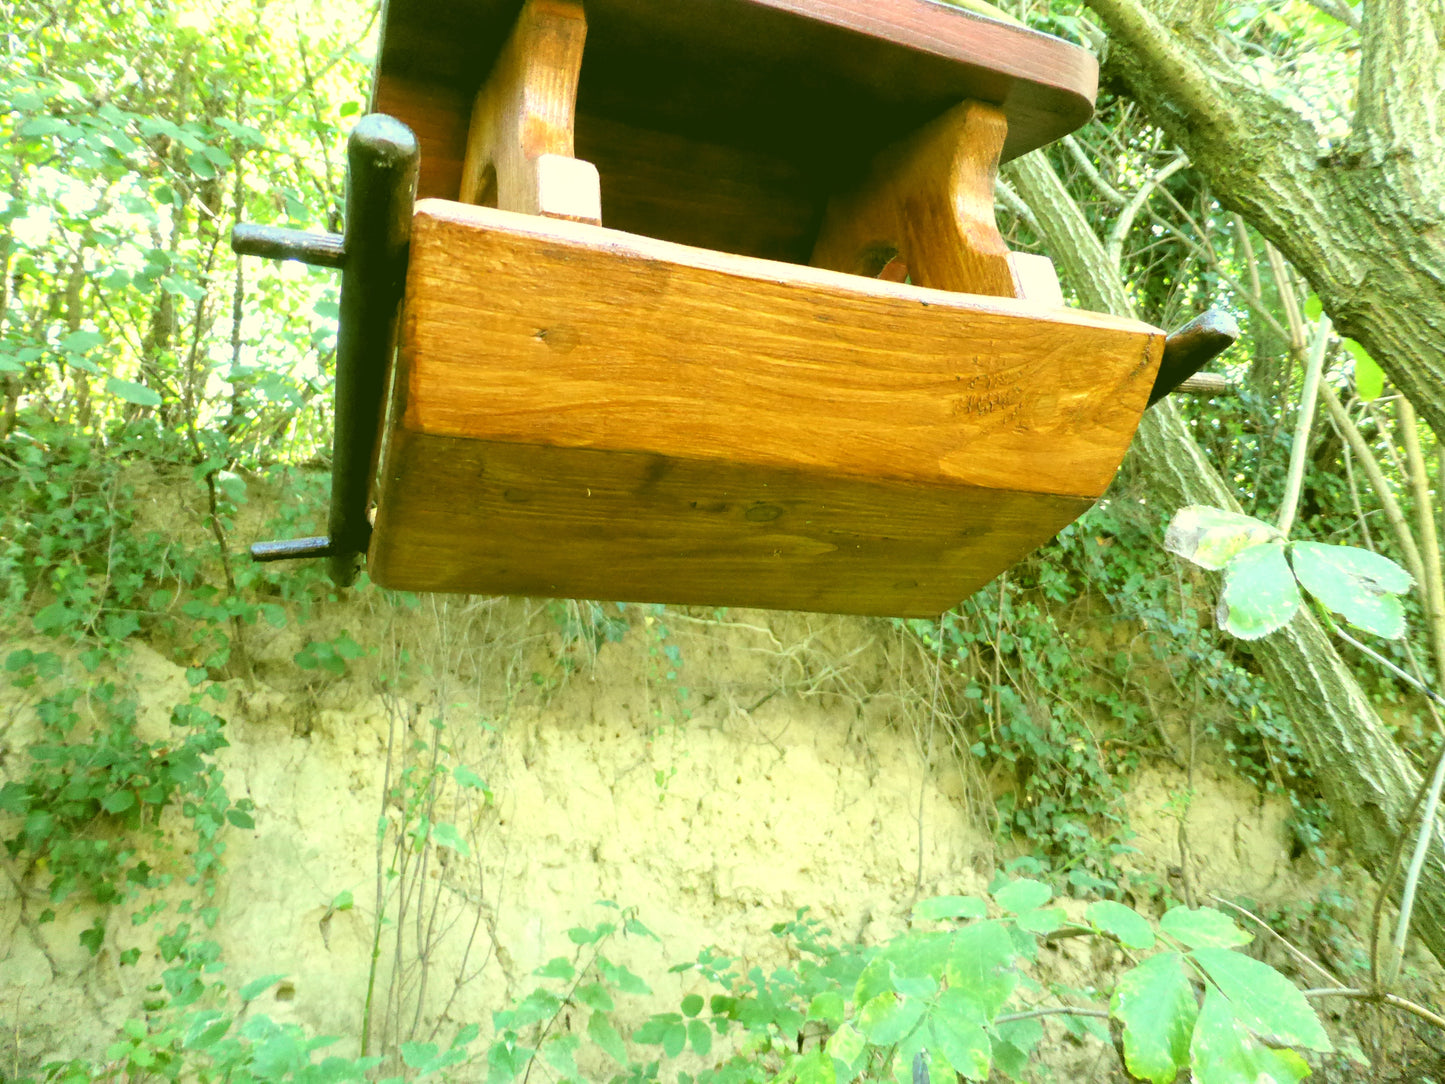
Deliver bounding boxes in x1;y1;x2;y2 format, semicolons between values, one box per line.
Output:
1190;947;1331;1052
1165;506;1281;570
1190;988;1311;1084
1290;541;1413;639
1216;541;1301;639
1159;906;1252;950
1111;952;1198;1084
1166;507;1415;641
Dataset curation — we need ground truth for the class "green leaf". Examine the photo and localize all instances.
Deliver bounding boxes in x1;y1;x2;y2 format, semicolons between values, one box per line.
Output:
574;982;614;1011
79;918;106;956
1189;947;1330;1051
1165;506;1281;571
587;1012;627;1065
400;1042;438;1069
1160;907;1252;950
430;821;470;856
597;957;650;995
789;1048;837;1084
541;1035;579;1078
990;1016;1044;1081
857;991;926;1046
913;894;987;921
1345;340;1384;400
1218;542;1301;640
1190;987;1311;1084
534;957;575;980
1290;540;1413;639
454;765;488;790
824;1022;866;1071
60;330;104;354
944;921;1016;1016
102;790;136;814
1086;900;1155;950
226;808;255;829
1110;952;1198;1084
687;1019;712;1056
807;991;845;1025
681;993;704;1017
240;973;287;1001
993;878;1051;914
1015;906;1066;934
106;377;162;407
928;989;990;1080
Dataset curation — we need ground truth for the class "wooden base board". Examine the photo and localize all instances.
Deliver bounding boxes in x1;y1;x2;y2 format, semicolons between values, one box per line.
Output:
369;430;1093;616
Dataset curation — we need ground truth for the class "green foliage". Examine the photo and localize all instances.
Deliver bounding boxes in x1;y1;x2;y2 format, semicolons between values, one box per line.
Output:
1166;506;1415;639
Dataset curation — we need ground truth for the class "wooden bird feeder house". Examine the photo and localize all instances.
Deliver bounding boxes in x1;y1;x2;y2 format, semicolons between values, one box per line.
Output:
236;0;1235;616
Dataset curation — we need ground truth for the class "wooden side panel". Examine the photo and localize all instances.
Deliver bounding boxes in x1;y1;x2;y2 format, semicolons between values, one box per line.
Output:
398;200;1163;500
368;429;1093;615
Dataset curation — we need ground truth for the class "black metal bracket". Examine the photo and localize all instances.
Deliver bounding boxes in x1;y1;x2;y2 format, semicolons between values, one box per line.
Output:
1149;310;1239;406
235;114;419;586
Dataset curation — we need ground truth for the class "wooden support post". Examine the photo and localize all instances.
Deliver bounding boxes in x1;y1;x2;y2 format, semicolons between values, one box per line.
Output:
459;0;601;224
812;100;1054;300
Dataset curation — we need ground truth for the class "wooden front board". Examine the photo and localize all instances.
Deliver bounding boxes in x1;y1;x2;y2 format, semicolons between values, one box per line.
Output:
368;201;1163;615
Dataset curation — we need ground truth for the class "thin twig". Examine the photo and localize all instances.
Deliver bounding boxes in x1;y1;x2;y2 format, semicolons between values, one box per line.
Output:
1207;895;1346;989
1300;988;1445;1031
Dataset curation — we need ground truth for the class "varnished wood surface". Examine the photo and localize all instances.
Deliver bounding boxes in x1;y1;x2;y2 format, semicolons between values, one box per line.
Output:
368;429;1094;615
811;100;1018;297
371;82;827;261
396;199;1163;500
459;0;601;222
374;0;1097;167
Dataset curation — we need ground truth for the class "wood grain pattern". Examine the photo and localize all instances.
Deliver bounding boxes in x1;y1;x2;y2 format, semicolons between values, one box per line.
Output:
368;428;1093;615
396;199;1162;498
458;0;600;223
811;101;1018;297
368;201;1162;613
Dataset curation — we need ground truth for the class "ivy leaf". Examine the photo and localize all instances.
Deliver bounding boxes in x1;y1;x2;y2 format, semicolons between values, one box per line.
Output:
1290;541;1413;639
1086;900;1155;950
1190;947;1331;1052
1110;952;1197;1084
587;1012;627;1065
1165;506;1282;571
1160;907;1252;950
1217;542;1301;640
430;821;469;856
1190;987;1311;1084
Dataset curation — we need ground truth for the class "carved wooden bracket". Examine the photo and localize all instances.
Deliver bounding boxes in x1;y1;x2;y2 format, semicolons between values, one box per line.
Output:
459;0;602;224
811;99;1062;303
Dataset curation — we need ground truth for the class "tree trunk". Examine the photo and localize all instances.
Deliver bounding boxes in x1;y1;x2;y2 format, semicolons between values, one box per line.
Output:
1006;151;1445;967
1081;0;1445;440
